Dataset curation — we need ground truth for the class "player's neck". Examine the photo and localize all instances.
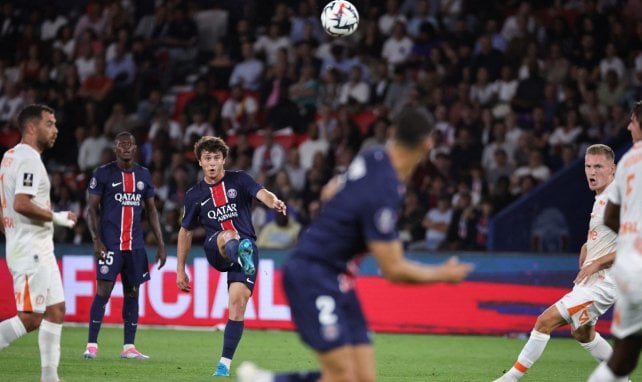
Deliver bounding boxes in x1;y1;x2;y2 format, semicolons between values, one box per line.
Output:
116;159;134;170
19;138;43;154
387;144;422;182
204;173;225;185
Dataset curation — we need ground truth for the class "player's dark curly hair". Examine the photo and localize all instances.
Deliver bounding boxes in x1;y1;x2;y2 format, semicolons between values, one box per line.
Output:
17;104;55;133
393;109;433;148
194;136;229;160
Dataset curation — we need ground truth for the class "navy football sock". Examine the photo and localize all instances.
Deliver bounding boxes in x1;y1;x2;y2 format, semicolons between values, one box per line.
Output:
221;319;244;359
88;294;109;343
123;293;139;345
275;372;322;382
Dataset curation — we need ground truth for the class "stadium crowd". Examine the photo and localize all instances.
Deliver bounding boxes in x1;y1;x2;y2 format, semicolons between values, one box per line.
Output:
0;0;640;251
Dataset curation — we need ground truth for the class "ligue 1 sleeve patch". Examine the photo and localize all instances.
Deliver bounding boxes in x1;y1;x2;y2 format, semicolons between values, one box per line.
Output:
374;207;396;234
89;177;97;189
22;173;33;187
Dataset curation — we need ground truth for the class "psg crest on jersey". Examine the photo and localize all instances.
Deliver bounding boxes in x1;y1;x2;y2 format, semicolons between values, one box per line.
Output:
226;188;237;199
136;181;145;191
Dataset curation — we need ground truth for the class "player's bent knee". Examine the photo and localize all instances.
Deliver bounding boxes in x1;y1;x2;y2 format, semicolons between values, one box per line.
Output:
217;230;240;246
17;311;44;332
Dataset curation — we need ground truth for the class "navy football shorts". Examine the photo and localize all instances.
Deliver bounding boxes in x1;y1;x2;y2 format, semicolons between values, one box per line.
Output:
95;248;150;287
282;257;371;352
204;232;258;293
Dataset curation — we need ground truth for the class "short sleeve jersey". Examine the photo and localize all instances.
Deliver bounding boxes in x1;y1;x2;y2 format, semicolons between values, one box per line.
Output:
181;171;263;239
584;182;617;280
292;147;403;273
88;162;155;250
0;144;54;259
608;141;642;270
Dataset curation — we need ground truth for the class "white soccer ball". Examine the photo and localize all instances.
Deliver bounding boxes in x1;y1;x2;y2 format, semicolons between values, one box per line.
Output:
320;0;359;37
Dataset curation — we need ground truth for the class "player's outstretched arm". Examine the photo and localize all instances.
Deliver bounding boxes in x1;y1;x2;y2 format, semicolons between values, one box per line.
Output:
256;188;287;215
176;227;193;292
369;240;473;284
144;197;166;269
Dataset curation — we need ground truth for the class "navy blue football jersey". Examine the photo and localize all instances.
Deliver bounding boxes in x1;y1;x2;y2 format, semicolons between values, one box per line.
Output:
88;162;155;251
181;171;263;239
291;147;403;273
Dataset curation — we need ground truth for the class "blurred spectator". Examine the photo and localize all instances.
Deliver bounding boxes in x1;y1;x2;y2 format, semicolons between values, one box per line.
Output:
158;4;198;85
207;40;234;89
289;2;323;44
256;212;301;249
183;77;221;123
221;84;259;135
339;66;370;106
597;69;626;108
229;41;265;91
407;0;438;38
74;1;108;40
422;196;453;250
148;109;182;148
444;191;478;250
378;0;407;36
77;55;112;122
254;21;292;66
251;128;286;178
103;102;136;138
398;191;426;248
381;21;413;68
360;117;390;152
0;80;24;126
77;124;110;173
512;149;551;187
284;148;306;193
183;110;214;147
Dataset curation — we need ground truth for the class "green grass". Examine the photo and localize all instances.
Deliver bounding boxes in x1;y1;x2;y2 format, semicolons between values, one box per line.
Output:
1;326;640;381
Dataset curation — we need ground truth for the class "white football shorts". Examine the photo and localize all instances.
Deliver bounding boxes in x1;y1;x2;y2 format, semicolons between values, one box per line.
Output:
555;274;617;330
8;253;65;314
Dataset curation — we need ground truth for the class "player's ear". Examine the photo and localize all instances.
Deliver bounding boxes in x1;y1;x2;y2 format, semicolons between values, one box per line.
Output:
423;135;433;152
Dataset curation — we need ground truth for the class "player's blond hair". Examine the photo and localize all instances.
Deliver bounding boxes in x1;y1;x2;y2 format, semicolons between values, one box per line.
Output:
585;144;614;162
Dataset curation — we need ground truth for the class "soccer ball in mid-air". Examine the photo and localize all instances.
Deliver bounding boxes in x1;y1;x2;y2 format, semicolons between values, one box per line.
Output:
320;0;359;37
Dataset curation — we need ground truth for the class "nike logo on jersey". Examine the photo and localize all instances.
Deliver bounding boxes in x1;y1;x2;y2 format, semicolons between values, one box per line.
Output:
112;182;122;187
246;278;254;284
142;272;149;278
201;198;210;206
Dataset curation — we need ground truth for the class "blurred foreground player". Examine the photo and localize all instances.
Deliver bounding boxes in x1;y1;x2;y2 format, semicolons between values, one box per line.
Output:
238;109;472;382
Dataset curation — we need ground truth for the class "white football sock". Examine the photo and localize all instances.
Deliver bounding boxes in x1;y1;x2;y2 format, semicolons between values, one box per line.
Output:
220;357;232;368
0;316;27;350
587;361;629;382
506;330;550;380
39;320;62;382
580;332;613;362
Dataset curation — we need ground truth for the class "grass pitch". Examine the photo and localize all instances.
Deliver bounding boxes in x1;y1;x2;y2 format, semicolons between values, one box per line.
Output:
0;326;640;381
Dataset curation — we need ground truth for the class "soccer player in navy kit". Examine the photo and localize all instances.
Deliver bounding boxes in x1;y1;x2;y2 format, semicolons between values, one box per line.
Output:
238;109;473;382
83;131;167;360
176;136;286;377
